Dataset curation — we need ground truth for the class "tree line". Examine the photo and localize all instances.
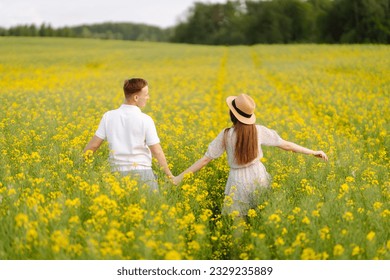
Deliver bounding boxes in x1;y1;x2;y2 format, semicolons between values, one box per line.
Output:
0;22;170;42
1;0;389;44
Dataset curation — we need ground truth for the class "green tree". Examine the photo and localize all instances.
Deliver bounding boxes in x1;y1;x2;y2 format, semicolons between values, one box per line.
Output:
243;0;313;44
171;1;245;45
322;0;390;43
57;27;74;37
307;0;333;42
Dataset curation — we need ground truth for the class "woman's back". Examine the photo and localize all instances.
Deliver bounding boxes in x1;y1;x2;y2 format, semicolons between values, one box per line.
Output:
206;125;282;169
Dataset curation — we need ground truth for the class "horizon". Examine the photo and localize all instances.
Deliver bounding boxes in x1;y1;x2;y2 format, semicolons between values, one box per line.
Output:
0;20;177;30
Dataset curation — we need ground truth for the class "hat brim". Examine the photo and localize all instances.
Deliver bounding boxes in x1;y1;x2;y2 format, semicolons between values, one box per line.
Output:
226;96;256;125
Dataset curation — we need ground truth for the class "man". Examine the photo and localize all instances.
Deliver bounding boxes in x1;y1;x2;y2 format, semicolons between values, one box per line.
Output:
83;78;173;190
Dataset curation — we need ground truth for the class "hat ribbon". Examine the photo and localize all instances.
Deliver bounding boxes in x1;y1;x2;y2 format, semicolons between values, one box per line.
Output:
232;99;252;118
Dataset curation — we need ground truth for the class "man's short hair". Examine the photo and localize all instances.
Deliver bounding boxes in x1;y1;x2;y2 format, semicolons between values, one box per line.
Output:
123;78;148;98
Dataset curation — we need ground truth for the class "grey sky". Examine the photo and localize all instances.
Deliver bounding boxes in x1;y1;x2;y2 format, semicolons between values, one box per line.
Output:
0;0;226;28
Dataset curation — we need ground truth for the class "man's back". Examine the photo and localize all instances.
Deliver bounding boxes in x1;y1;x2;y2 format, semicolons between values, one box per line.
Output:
95;104;160;171
83;78;173;185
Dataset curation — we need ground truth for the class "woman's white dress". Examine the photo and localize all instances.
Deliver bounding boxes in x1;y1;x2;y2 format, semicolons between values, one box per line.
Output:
205;125;282;215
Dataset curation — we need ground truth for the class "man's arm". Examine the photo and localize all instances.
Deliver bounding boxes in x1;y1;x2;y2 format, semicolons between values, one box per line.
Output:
83;135;104;153
149;143;173;178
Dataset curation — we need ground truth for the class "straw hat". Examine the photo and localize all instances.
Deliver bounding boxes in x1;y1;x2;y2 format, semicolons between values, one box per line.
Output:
226;94;256;124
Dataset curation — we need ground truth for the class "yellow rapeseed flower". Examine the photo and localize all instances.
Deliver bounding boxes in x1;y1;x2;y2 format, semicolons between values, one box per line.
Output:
8;188;16;196
51;230;69;253
293;233;307;248
373;202;383;210
352;246;362;256
301;248;317;260
194;224;205;235
268;214;281;223
345;176;355;182
320;226;330;240
165;250;181;260
275;237;285;246
380;209;390;217
341;183;349;192
200;209;213;221
15;213;29;228
333;244;344;256
284;247;294;256
258;233;266;239
366;231;376;241
224;195;233;207
26;228;38;243
343;211;354;221
247;209;257;218
302;216;310;225
65;198;81;208
312;210;320;217
188;241;200;251
293;207;301;214
239;253;249;260
68;216;80;225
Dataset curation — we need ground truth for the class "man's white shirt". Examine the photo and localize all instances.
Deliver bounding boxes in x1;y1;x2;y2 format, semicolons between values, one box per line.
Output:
95;104;160;171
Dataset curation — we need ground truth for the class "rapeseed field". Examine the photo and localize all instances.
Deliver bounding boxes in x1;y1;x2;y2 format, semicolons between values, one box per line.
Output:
0;37;388;260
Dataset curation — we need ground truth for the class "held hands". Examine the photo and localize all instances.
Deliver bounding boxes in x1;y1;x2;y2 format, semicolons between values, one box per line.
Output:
313;151;328;161
172;175;182;185
167;174;183;185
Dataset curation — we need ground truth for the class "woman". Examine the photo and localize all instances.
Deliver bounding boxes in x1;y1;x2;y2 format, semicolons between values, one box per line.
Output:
173;94;328;216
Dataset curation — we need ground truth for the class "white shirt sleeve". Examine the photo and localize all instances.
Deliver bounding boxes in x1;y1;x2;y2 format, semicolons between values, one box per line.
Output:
95;114;107;140
145;117;160;146
259;125;282;146
205;130;226;159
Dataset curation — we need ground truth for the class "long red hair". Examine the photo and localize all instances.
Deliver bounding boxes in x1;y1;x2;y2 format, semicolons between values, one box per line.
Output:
224;111;258;165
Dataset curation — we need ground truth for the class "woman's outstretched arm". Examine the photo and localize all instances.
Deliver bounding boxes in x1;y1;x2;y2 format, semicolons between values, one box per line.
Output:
277;139;328;161
173;156;212;185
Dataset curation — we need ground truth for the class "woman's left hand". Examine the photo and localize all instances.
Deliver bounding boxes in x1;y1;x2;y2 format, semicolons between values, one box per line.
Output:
313;151;328;161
